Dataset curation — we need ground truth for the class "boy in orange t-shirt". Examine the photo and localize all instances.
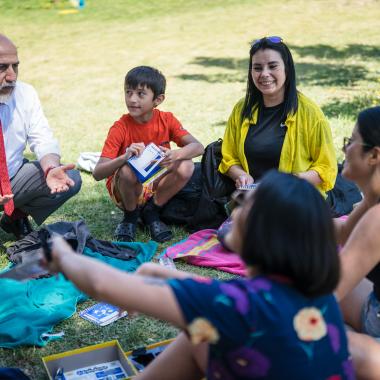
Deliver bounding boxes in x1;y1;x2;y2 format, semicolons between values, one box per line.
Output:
93;66;204;242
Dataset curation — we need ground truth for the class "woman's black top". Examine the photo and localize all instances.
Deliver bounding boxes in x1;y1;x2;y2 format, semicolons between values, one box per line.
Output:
244;103;287;181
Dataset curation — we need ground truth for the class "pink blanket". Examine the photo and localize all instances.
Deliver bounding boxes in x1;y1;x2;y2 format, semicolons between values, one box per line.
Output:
163;229;247;276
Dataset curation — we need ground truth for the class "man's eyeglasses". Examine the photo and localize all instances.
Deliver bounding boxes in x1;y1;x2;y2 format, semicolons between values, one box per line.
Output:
342;136;373;152
252;36;283;46
0;63;19;74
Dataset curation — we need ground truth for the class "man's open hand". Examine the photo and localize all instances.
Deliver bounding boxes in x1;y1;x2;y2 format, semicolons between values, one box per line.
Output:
46;164;76;194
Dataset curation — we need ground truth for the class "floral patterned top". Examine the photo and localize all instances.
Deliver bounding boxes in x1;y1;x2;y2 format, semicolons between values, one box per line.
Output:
168;275;355;380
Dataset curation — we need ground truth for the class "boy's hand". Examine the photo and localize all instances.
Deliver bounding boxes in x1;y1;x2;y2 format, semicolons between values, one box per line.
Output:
159;146;181;167
125;142;145;160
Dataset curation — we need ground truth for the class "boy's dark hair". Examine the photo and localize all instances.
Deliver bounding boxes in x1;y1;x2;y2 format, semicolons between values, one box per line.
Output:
241;38;298;123
241;170;339;297
124;66;166;99
357;106;380;152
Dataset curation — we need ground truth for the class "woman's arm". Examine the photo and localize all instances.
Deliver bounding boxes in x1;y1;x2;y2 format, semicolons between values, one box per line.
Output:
334;189;379;245
347;330;380;379
336;204;380;300
296;170;322;186
302;113;337;193
334;200;368;245
226;165;254;188
136;262;197;280
48;238;186;328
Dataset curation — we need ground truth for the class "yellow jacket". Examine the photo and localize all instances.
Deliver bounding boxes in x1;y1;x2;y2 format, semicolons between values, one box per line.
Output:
219;92;337;194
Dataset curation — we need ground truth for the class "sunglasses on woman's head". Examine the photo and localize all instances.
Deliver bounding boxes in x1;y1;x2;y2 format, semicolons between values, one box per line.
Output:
252;36;283;46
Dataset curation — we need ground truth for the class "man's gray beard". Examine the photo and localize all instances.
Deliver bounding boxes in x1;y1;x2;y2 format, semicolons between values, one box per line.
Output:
0;86;15;104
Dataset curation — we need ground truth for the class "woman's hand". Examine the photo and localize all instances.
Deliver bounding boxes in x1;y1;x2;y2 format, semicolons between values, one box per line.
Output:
235;173;254;188
136;262;195;280
136;262;168;277
43;236;76;274
136;262;181;279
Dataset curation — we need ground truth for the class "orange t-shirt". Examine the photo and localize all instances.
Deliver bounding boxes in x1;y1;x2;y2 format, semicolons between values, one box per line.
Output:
101;109;189;195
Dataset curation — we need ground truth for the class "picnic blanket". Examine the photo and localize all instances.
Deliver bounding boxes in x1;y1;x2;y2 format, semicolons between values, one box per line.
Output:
162;229;247;276
0;241;157;348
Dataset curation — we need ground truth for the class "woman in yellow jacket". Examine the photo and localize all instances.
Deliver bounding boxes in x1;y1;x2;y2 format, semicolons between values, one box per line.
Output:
219;36;337;195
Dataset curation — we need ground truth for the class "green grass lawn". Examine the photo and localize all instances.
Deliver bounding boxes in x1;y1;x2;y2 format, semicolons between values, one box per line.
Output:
0;0;380;377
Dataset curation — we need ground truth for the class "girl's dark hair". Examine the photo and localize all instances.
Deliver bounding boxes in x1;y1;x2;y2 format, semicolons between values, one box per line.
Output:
241;38;298;122
124;66;166;99
241;170;339;297
357;106;380;151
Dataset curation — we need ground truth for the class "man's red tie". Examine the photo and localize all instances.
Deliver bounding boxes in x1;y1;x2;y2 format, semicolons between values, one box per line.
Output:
0;119;15;216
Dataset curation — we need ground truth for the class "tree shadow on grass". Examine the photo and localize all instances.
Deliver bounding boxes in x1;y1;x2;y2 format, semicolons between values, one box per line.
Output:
212;120;228;127
178;54;370;86
322;94;380;119
296;62;368;86
191;56;248;71
290;44;380;60
177;73;246;83
176;56;247;83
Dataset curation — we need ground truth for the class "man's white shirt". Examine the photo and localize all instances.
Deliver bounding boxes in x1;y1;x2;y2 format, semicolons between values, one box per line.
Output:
0;81;60;178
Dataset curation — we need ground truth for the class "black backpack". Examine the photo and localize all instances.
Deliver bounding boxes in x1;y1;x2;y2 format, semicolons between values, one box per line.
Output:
161;139;235;231
160;162;203;226
187;139;235;231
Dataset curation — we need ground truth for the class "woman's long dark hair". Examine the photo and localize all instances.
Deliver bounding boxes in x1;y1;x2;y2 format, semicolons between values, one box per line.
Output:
241;38;298;123
241;171;339;297
357;106;380;151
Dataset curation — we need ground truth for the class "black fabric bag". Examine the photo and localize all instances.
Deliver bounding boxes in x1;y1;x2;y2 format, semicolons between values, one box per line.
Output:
326;163;362;217
161;162;202;226
161;140;235;231
7;220;138;267
187;139;235;231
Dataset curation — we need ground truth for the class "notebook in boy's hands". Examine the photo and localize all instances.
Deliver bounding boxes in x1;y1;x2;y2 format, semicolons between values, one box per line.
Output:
127;143;167;184
79;302;128;326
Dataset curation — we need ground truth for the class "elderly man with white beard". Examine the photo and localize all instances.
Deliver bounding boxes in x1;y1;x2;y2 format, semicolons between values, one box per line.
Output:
0;34;81;239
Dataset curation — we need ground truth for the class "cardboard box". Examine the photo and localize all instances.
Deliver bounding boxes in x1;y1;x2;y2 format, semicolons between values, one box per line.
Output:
42;340;137;380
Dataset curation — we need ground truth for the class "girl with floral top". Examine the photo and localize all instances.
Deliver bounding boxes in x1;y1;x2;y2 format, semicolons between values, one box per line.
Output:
46;171;354;379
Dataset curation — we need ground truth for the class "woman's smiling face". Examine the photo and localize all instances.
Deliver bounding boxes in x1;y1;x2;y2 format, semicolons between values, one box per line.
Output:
251;48;286;105
342;124;373;185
